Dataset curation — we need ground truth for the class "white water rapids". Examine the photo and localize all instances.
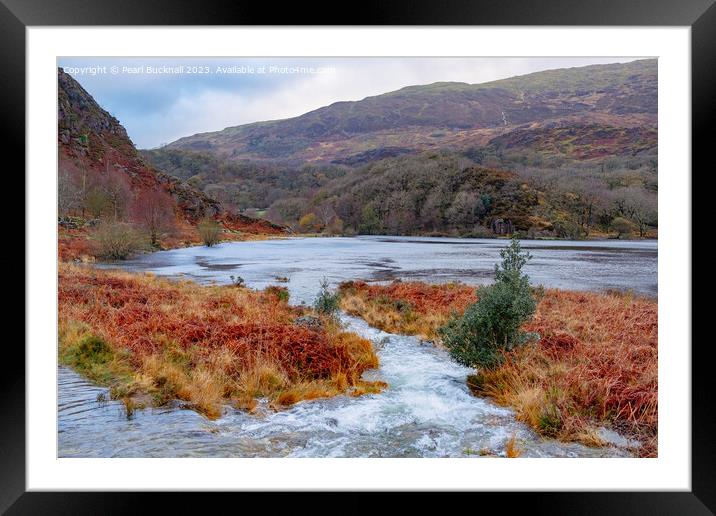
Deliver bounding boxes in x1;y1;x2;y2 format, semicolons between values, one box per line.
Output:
59;236;654;457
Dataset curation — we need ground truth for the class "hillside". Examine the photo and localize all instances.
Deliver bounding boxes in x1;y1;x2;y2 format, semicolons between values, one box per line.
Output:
163;59;656;165
58;67;286;248
58;68;223;221
143;60;657;239
322;152;541;235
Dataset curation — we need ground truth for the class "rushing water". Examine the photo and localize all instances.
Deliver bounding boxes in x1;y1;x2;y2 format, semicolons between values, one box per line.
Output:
59;236;656;457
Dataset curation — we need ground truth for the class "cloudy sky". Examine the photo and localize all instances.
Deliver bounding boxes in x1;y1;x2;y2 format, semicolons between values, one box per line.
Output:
58;57;641;149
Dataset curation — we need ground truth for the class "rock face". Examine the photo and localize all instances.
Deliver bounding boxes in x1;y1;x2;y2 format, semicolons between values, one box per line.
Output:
58;67;220;222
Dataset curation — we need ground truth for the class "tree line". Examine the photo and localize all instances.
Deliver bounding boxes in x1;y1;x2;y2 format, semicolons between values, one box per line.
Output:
268;151;658;239
141;147;658;239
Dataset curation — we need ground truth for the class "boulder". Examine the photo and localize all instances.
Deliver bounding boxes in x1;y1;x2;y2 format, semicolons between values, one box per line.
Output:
294;315;323;330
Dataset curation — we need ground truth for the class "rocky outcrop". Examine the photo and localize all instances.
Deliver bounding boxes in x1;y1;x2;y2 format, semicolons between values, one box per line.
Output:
58;67;221;221
220;212;286;235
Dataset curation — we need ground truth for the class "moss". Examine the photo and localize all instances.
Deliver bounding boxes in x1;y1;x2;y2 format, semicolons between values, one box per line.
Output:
75;335;111;364
538;404;563;437
61;334;113;382
59;325;136;398
265;285;290;303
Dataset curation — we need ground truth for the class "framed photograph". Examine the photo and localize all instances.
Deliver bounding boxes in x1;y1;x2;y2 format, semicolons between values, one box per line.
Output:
5;0;711;511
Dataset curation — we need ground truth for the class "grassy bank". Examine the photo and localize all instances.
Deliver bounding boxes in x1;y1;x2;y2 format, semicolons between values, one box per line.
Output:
340;280;477;341
58;216;287;263
339;280;657;456
59;264;383;418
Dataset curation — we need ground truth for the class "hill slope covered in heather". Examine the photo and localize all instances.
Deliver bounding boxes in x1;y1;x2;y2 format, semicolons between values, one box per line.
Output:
162;59;656;165
141;60;657;238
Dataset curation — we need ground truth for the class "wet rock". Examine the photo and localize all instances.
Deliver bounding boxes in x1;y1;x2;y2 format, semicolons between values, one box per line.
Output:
58;217;78;229
376;336;391;349
596;427;641;449
295;315;323;330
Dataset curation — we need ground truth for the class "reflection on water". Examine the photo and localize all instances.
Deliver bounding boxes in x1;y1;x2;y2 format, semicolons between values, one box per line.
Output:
60;236;656;457
102;236;657;304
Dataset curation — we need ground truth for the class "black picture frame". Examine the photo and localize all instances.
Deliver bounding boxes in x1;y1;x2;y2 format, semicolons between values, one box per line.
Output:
4;0;710;512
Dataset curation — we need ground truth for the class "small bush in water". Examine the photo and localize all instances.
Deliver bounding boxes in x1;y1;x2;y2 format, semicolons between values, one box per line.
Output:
90;222;146;260
197;218;222;247
314;278;340;315
439;237;538;369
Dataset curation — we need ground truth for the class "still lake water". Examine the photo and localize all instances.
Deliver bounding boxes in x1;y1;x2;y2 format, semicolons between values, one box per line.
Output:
59;236;656;457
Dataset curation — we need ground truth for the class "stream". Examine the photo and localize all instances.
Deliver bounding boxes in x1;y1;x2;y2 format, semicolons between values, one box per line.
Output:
59;236;656;457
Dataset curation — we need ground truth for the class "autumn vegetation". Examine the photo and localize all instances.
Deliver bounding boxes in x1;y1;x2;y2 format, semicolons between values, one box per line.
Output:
57;67;286;264
57;178;286;261
339;280;477;341
143;60;658;240
57;160;286;261
58;217;283;263
338;277;657;456
144;149;657;240
56;62;658;457
58;263;383;418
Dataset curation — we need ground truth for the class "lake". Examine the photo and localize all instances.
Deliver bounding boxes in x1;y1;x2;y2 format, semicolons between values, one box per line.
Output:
104;236;658;302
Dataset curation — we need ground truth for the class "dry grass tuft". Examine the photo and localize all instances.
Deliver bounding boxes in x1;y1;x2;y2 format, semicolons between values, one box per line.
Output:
339;280;477;341
58;227;95;262
505;433;521;458
58;263;381;418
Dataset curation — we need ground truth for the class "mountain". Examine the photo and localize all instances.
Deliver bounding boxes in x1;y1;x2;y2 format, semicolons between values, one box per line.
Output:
58;67;220;221
163;59;656;166
142;60;657;239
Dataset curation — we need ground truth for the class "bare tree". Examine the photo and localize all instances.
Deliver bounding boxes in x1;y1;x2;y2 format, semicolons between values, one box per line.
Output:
609;187;658;237
419;187;448;231
58;168;81;216
85;185;110;219
384;191;417;235
102;171;132;221
446;191;480;228
266;198;306;230
315;199;337;229
95;150;133;221
131;188;176;246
